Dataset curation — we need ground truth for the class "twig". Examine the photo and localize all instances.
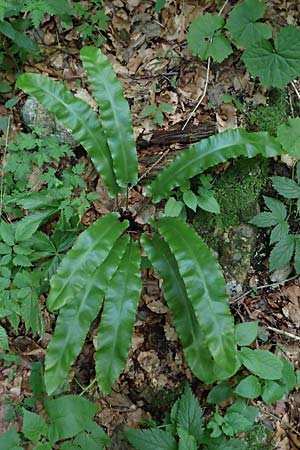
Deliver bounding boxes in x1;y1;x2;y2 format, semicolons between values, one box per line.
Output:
182;0;229;130
230;274;299;304
291;81;300;101
266;326;300;342
135;147;172;186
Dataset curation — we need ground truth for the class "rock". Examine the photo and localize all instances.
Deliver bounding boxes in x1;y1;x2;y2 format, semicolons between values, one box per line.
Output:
21;96;78;147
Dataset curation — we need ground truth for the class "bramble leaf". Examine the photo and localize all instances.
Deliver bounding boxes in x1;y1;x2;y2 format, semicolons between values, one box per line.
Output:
272;176;300;198
242;26;300;88
226;0;272;48
269;235;295;271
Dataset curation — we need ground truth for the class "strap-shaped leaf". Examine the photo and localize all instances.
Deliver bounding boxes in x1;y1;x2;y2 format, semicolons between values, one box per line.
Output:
16;74;118;196
44;236;129;395
154;217;238;374
142;232;217;384
96;240;142;393
47;212;128;311
147;129;282;202
81;47;138;188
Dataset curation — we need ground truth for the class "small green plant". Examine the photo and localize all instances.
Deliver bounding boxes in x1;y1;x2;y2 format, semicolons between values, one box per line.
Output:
186;0;300;89
0;362;111;450
141;102;174;127
16;46;286;397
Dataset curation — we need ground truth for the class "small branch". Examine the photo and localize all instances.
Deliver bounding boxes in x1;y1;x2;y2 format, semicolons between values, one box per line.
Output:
291;81;300;101
266;326;300;342
135;147;172;186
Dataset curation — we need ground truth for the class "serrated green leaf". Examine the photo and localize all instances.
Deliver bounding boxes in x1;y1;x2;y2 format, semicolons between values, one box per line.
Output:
12;254;32;267
165;197;184;217
249;211;278;228
47;213;128;311
235;322;258;346
262;380;285;404
226;0;272;48
16;74;118;196
0;221;14;246
263;196;287;221
234;375;261;399
0;427;23;450
187;13;232;63
22;409;48;443
242;26;300;89
178;428;198;450
45;236;129;395
175;385;204;444
142;233;217;384
277;118;300;157
154;217;238;374
272;175;300;198
148;129;282;202
207;381;234;404
270;221;289;244
239;348;283;380
269;235;295;271
183;191;198;212
45;395;97;443
80;47;138;189
125;428;177;450
96;240;142;394
0;325;9;350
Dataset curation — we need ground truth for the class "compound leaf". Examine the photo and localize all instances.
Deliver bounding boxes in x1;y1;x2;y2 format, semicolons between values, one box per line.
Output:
242;26;300;89
47;213;128;311
154;217;238;374
44;236;129;395
125;429;177;450
142;232;217;384
187;13;232;63
226;0;272;48
96;240;142;394
16;74;118;196
148;129;282;202
277;118;300;157
269;235;295;271
271;176;300;199
80;47;138;189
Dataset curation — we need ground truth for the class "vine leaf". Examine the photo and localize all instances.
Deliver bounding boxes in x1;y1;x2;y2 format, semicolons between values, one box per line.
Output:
96;240;142;394
142;232;217;384
153;217;238;375
187;13;232;63
16;74;118;196
81;47;138;189
242;26;300;89
226;0;272;48
148;129;282;202
44;236;129;395
47;212;128;311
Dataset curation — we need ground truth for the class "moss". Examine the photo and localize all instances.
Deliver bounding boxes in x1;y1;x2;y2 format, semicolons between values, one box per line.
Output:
192;156;269;251
245;100;288;136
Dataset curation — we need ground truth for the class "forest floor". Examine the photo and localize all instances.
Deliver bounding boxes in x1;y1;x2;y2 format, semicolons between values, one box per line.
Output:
1;1;300;449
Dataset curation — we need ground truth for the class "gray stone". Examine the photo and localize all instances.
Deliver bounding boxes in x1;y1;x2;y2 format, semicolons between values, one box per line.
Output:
21;96;78;147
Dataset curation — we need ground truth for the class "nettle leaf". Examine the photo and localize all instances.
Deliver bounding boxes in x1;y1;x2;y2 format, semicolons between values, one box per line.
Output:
272;176;300;199
47;212;128;311
45;236;129;395
178;428;198;450
96;240;142;394
16;74;118;196
242;25;300;89
235;322;258;347
148;129;282;202
239;348;283;380
125;428;177;450
80;47;138;189
234;375;261;399
226;0;272;48
22;409;48;443
174;385;204;444
142;233;217;384
269;235;295;271
45;395;97;443
154;217;238;375
186;13;232;63
277;118;300;157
